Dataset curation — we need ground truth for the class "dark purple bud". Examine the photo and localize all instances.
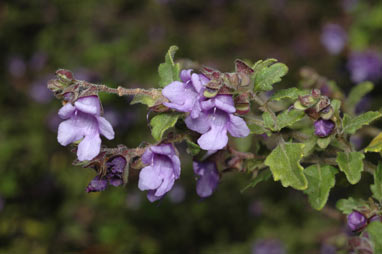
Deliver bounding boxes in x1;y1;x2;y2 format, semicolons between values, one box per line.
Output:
106;156;126;174
314;119;335;137
347;211;367;231
56;69;74;84
86;176;108;192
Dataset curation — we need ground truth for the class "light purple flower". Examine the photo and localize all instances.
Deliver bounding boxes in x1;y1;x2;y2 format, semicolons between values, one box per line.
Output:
138;144;181;202
347;51;382;83
347;211;367;231
314;119;335;137
193;161;219;198
185;95;250;150
57;96;115;161
321;23;347;55
162;69;208;119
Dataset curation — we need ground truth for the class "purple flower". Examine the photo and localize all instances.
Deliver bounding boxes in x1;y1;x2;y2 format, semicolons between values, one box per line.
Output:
86;176;108;192
162;69;208;119
193;161;219;198
314;119;335;137
347;211;367;231
347;51;382;83
185;95;250;150
57;96;115;161
321;24;347;55
138;144;181;202
252;239;285;254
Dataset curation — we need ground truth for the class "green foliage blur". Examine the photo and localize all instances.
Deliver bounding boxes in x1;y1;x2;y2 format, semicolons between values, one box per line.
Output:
0;0;381;253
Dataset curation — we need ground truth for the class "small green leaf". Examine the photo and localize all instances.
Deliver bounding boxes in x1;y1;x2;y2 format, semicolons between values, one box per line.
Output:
343;111;382;134
150;113;180;141
365;133;382;153
317;136;332;149
262;112;274;130
130;92;161;107
264;142;308;190
371;162;382;202
368;221;382;253
241;170;272;192
158;45;181;88
336;197;368;214
345;81;374;114
276;109;305;131
185;139;200;156
270;88;309;101
233;135;252;152
302;136;318;157
336;151;364;184
304;164;338;210
331;99;342;116
253;61;288;92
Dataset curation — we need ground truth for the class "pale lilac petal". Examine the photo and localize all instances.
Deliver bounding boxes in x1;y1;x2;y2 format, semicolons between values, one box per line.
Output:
77;134;101;161
193;161;219;198
141;149;154;165
150;144;173;155
214;95;236;113
57;119;84;146
180;69;193;82
155;164;175;196
170;155;181;178
58;103;75;119
198;126;228;150
162;81;188;104
185;114;211;134
138;165;162;191
147;190;163;202
190;101;202;119
191;73;203;93
200;99;215;111
74;96;101;115
227;115;250;137
96;116;115;140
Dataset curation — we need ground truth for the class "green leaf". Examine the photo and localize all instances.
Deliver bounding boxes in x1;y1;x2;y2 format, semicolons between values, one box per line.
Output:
158;45;181;88
150;113;180;141
365;132;382;153
336;151;365;184
368;221;382;253
130;91;162;107
248;121;270;135
302;136;317;157
343;111;382;134
270;88;309;101
331;99;342;116
241;170;272;192
346;81;374;114
336;197;368;214
371;162;382;202
264;142;308;190
185;139;200;156
276;109;305;131
253;61;288;92
262;112;274;130
303;165;338;210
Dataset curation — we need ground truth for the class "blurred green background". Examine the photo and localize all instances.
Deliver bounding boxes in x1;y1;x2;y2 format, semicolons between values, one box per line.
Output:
0;0;382;253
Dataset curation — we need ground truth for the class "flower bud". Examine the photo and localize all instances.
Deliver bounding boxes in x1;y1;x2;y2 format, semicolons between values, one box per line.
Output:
315;96;330;112
347;211;367;231
86;176;107;192
298;95;315;107
320;106;334;120
47;79;65;94
56;69;74;84
235;93;250;114
311;88;321;98
314;119;335;137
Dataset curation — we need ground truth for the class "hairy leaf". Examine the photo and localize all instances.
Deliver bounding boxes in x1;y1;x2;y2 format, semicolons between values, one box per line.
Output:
264;142;308;190
317;136;332;149
343;111;382;134
270;88;309;101
276;109;305;131
253;61;288;92
304;165;338;210
158;45;181;88
336;151;364;184
371;162;382;202
336;197;368;214
150;113;180;141
368;221;382;253
365;133;382;153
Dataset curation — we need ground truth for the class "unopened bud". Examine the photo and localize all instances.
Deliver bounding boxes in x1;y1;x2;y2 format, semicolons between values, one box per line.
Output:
47;79;65;94
311;88;321;98
299;95;315;107
56;69;74;84
315;96;330;112
320;106;334;120
347;211;367;232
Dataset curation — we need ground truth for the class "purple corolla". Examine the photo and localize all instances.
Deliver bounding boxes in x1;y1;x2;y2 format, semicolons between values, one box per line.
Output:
347;211;367;231
57;96;115;161
193;161;220;198
321;23;347;55
138;144;181;202
314;119;335;137
162;70;250;151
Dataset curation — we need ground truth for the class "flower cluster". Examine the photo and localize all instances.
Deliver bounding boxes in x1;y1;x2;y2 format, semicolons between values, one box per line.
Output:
162;69;250;150
57;95;115;161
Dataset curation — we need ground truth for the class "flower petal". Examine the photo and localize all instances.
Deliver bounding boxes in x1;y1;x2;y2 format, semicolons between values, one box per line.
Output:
141;148;154;165
138;165;162;191
58;103;75;119
77;134;101;161
191;73;204;93
198;125;228;150
185;114;211;134
162;81;188;105
150;144;173;156
227;115;250;137
180;69;193;82
214;95;236;113
97;116;115;140
57;119;84;146
146;190;164;202
74;96;101;115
